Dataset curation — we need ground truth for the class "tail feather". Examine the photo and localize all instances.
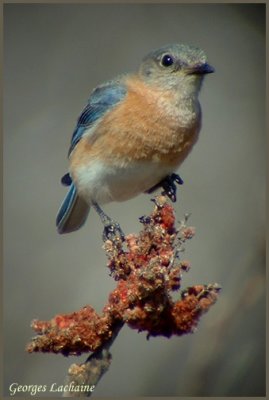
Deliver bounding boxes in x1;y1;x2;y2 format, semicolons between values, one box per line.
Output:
56;183;90;234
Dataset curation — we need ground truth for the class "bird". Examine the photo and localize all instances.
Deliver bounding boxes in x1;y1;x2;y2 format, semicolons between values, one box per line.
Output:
56;43;214;239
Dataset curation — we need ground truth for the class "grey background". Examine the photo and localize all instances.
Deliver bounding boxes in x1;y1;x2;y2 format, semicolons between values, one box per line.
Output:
4;3;265;397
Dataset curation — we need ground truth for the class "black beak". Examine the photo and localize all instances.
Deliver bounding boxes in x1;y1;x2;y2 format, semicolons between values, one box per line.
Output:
187;62;215;75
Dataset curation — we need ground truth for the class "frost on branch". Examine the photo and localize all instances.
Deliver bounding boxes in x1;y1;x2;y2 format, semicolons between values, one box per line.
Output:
27;195;220;357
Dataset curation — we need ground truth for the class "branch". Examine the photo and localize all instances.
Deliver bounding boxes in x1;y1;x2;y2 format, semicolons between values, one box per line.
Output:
63;321;124;397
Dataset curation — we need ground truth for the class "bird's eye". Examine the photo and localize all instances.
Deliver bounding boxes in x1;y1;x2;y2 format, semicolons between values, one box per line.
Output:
161;54;174;67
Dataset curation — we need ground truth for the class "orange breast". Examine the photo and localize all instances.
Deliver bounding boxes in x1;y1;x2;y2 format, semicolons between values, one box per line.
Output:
70;76;201;172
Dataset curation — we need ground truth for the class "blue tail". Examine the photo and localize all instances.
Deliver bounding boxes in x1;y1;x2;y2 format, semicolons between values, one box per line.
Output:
56;183;90;234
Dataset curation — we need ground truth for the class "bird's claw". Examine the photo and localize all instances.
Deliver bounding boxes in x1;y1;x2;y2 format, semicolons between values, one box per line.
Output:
161;173;184;202
103;221;125;242
146;173;183;202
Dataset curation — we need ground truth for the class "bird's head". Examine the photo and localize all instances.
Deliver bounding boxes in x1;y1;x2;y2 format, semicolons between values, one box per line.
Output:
139;43;214;96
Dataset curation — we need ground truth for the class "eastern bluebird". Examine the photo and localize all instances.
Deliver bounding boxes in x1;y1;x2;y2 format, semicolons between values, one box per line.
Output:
56;43;214;238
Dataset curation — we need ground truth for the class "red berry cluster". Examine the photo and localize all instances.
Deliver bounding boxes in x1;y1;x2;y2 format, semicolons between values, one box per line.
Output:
27;196;220;356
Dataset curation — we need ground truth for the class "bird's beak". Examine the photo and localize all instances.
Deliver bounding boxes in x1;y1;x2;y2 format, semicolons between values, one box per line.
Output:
187;62;215;75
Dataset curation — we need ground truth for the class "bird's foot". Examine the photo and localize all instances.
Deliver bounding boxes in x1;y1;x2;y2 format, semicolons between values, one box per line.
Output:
92;202;125;242
146;173;183;202
103;220;125;242
161;173;183;202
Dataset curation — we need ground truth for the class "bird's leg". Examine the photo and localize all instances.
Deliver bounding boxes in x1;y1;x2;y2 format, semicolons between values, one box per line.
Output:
146;173;183;202
92;202;125;242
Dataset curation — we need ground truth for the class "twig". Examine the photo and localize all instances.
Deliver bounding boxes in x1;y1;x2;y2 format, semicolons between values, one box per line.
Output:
63;321;124;397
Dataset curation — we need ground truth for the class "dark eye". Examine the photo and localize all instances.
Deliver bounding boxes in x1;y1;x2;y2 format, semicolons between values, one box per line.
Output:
161;54;174;67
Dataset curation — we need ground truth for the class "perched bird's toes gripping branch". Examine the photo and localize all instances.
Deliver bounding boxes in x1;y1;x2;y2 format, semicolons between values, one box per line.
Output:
146;173;184;202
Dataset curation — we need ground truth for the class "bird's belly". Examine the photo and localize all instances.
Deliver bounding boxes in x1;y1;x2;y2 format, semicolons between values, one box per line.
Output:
72;160;173;205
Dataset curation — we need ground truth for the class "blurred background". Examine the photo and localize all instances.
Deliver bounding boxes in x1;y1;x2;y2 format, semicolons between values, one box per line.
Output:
4;3;265;397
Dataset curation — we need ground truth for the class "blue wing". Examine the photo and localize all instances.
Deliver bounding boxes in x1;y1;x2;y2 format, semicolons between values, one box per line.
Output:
59;81;127;188
67;82;127;157
57;81;127;233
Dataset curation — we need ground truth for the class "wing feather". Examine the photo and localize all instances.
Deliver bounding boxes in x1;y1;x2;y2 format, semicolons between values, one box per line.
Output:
67;82;127;156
